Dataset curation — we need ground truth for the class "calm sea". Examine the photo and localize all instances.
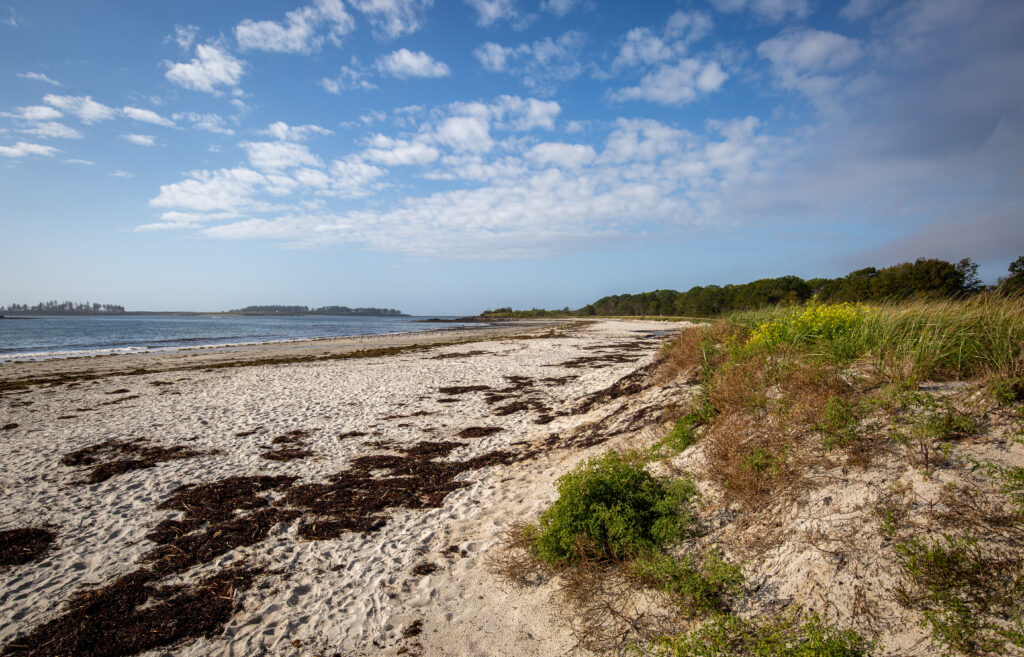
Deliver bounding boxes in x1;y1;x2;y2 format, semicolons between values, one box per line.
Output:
0;315;482;361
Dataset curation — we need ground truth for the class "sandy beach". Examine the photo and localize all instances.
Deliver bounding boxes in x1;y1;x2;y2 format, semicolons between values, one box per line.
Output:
0;319;690;656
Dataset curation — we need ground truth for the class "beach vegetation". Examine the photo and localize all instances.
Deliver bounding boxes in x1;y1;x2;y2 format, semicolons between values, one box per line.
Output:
524;451;699;565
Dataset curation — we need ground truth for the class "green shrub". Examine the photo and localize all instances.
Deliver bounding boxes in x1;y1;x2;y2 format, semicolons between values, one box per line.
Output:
630;550;743;618
894;534;1024;654
817;395;859;450
650;611;872;657
527;452;699;565
653;414;701;456
989;377;1024;406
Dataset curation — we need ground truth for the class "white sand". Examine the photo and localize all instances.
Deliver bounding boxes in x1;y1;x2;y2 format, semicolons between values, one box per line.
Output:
0;319;688;656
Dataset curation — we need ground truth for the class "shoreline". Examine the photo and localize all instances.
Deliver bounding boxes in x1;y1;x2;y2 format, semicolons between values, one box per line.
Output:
0;318;689;656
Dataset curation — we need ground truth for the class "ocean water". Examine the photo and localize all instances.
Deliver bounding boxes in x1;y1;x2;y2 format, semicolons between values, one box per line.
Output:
0;315;482;361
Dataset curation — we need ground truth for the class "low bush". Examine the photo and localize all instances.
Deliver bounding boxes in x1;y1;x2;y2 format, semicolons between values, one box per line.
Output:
650;611;872;657
630;550;743;619
526;452;699;565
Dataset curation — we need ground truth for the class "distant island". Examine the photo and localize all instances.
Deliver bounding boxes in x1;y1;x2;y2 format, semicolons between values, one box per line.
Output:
226;305;408;317
1;301;126;315
0;302;407;317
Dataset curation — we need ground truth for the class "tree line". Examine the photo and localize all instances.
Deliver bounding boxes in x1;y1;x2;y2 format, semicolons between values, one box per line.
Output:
1;301;126;315
228;305;407;316
481;256;1024;319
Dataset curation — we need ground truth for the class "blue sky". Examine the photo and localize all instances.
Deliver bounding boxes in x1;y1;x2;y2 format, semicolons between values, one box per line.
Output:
1;0;1022;314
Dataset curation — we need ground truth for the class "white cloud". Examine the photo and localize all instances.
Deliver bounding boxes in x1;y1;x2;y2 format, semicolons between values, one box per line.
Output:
376;49;450;78
17;72;61;86
150;167;266;212
172;112;235;135
241;141;323;170
3;7;22;27
527;142;596;168
122;106;175;127
42;95;116;124
465;0;518;26
474;43;513;72
235;0;354;54
614;11;712;69
63;158;95;166
262;121;332;141
171;25;200;50
165;44;245;94
612;59;727;105
758;28;863;71
111;170;134;178
709;0;809;22
123;134;156;146
434;116;493;152
327;157;387;196
363;135;440;165
540;0;579;16
23;122;81;139
10;105;62;121
348;0;433;39
321;61;376;92
473;31;586;93
758;28;863;109
0;141;58;158
490;95;560;130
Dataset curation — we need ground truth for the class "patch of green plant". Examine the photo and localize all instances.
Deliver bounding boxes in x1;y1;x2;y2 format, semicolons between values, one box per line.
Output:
894;533;1024;655
975;461;1024;516
988;376;1024;406
652;414;702;456
630;550;743;619
649;610;872;657
526;452;699;566
914;403;979;442
742;447;782;475
817;395;860;450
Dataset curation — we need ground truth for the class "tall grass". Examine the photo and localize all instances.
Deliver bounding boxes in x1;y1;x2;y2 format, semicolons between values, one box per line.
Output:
730;293;1024;383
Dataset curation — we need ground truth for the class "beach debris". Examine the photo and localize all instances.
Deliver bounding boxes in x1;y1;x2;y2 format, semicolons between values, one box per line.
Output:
61;439;212;484
437;385;491;395
1;423;18;431
234;426;263;437
0;527;55;567
458;426;502;438
411;562;438;576
260;429;314;461
430;350;491;360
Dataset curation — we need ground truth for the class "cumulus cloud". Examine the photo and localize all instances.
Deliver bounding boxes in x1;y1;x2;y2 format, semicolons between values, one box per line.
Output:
376;49;450;78
63;158;95;166
123;134;156;146
614;11;712;69
8;105;62;121
122;106;175;127
171;25;200;50
150;167;267;212
465;0;519;26
172;112;235;135
235;0;354;54
758;28;863;109
840;0;887;20
321;61;376;92
473;31;586;93
363;135;440;165
540;0;579;16
527;142;595;168
165;44;244;94
42;94;116;123
23;122;81;139
434;116;493;152
17;71;61;86
709;0;809;22
347;0;433;39
241;141;323;171
612;59;727;105
261;121;332;141
0;141;59;158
